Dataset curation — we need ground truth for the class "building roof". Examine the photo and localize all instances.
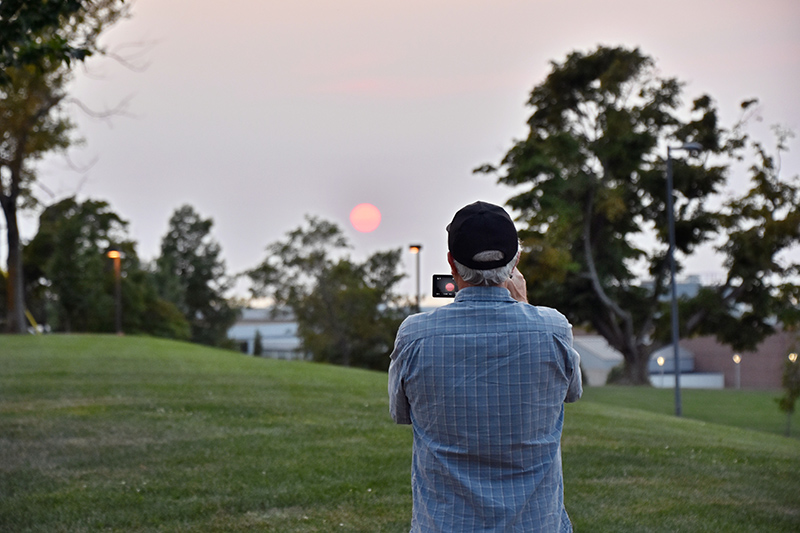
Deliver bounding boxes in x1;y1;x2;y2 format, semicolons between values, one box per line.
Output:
572;335;624;367
651;344;694;361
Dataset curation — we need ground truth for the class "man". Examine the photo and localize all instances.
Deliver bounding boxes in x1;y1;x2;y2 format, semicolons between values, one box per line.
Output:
389;201;582;532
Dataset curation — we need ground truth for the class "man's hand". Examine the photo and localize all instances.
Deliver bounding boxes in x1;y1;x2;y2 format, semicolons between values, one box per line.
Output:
503;268;528;303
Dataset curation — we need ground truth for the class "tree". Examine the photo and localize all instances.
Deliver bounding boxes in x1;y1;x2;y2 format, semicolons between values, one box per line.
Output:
25;197;125;331
477;46;800;384
24;196;190;338
0;0;107;85
1;0;128;332
247;216;409;370
1;62;72;332
154;205;237;347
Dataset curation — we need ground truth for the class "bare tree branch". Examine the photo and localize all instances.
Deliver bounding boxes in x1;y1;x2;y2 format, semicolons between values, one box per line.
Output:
66;93;136;123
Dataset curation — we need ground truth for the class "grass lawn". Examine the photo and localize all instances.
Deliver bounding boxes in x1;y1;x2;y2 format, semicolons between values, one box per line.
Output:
2;335;799;532
581;385;797;439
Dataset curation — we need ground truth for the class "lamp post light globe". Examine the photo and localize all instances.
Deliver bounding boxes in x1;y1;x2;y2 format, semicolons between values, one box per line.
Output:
409;244;422;312
106;248;123;335
680;142;703;157
733;354;742;389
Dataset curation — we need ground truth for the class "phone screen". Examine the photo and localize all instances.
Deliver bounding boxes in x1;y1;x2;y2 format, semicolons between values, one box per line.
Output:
432;274;458;298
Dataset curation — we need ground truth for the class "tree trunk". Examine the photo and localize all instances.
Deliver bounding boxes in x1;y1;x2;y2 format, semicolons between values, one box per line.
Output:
616;345;652;385
1;196;26;333
592;315;652;385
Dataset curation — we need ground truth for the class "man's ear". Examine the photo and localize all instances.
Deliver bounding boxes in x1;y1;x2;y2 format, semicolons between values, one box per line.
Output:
447;252;465;290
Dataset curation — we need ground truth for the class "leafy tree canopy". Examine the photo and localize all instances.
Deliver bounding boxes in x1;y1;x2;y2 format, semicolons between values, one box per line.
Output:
477;45;800;384
1;0;128;332
0;0;127;85
247;216;410;370
24;196;189;339
154;205;237;348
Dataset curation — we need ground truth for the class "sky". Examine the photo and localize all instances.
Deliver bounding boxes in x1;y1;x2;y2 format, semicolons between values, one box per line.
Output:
13;0;800;305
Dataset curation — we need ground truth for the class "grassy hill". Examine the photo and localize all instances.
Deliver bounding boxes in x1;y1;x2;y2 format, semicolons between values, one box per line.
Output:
2;335;799;532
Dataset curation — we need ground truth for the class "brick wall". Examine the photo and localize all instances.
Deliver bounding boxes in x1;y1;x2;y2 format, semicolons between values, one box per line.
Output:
682;331;797;389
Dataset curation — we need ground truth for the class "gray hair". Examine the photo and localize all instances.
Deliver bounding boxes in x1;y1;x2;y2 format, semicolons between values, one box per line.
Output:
453;249;519;286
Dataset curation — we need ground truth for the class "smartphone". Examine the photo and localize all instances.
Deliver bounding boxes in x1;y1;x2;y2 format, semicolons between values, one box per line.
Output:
432;274;458;298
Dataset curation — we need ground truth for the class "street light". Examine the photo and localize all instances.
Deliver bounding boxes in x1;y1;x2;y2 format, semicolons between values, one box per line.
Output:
732;354;742;389
657;356;666;388
107;248;123;335
409;244;422;312
666;141;702;417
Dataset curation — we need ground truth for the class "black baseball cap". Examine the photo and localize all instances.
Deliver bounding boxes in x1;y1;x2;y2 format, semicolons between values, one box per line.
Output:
447;201;518;270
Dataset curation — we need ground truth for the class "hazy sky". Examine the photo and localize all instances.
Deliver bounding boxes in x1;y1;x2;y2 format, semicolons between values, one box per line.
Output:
18;0;800;303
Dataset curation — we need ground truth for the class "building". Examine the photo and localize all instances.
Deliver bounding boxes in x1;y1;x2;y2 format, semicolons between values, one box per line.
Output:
227;308;307;360
571;335;624;386
227;307;796;389
648;344;724;389
572;334;726;389
639;277;796;389
682;330;796;389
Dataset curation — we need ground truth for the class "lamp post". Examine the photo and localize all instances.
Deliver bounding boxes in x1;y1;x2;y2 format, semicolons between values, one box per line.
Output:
733;354;742;389
107;248;123;335
657;356;666;388
409;244;422;312
666;142;702;417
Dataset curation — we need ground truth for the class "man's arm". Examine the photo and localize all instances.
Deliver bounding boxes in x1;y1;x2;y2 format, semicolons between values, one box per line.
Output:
564;326;583;403
388;334;412;425
509;268;580;401
565;346;583;403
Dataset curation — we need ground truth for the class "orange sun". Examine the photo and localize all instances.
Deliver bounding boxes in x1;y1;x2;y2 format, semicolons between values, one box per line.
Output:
350;203;381;233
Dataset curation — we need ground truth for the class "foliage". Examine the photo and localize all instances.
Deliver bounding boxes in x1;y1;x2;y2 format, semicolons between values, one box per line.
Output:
1;60;73;332
23;196;190;339
604;363;627;386
0;0;128;332
477;45;800;383
2;335;799;532
247;216;410;370
25;197;124;331
153;204;238;347
0;1;128;85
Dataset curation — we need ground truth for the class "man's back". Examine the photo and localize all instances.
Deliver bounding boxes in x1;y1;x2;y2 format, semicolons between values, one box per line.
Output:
389;286;582;532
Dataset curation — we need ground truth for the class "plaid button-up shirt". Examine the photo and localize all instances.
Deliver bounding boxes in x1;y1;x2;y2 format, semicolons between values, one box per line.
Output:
389;286;582;532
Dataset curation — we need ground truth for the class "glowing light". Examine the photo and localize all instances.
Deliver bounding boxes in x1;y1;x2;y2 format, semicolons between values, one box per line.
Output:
657;356;665;367
733;354;741;364
350;203;381;233
790;353;798;363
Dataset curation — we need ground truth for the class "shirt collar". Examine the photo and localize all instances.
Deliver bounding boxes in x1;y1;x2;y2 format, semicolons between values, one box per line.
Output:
453;285;515;303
